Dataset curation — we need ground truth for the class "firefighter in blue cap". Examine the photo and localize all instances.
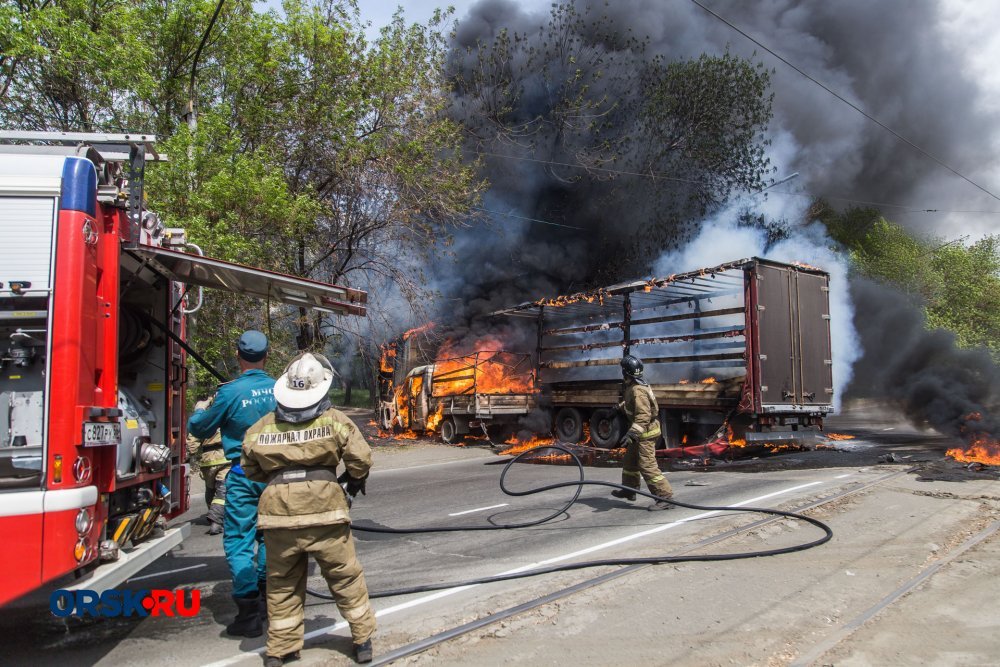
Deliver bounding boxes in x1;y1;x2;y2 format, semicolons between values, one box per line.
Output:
188;330;276;637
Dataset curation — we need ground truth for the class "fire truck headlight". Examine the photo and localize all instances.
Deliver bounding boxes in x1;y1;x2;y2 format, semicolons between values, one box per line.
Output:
75;508;93;535
74;539;87;562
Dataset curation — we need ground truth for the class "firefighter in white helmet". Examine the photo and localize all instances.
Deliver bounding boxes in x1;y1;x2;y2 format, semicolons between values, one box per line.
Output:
242;352;376;665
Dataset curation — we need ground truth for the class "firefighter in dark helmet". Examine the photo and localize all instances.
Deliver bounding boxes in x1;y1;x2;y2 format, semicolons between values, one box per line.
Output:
611;354;674;510
242;352;376;665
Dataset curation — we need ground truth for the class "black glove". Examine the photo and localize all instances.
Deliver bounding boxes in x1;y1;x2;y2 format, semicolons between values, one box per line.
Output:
337;470;368;496
618;432;638;448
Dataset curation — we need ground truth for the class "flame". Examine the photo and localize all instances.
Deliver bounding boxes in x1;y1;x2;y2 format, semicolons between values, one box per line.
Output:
432;337;536;396
947;432;1000;466
701;377;718;385
425;403;444;432
825;433;856;441
678;379;690;385
403;322;435;340
726;424;747;448
379;343;398;374
500;434;556;456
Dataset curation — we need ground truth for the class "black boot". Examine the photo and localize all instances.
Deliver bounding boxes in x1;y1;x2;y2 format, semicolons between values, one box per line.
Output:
258;580;268;620
263;651;299;666
611;488;636;501
208;522;222;535
354;639;373;663
226;593;263;638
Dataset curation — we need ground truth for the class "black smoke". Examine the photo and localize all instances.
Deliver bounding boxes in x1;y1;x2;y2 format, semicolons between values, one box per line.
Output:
849;279;1000;440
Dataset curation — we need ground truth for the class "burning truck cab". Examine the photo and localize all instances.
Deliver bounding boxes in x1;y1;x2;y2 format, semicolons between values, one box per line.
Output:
494;257;835;450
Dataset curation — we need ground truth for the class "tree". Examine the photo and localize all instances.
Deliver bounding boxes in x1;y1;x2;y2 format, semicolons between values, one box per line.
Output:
1;0;484;392
446;2;774;282
815;202;1000;359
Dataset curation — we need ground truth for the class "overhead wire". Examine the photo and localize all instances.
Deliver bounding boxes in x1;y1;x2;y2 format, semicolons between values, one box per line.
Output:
476;151;1000;219
686;0;1000;204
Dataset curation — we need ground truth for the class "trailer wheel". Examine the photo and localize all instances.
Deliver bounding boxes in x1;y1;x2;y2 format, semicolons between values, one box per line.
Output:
589;409;623;449
554;407;584;443
440;418;459;444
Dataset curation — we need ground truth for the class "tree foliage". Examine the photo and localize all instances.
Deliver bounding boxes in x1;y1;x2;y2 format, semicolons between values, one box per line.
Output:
815;202;1000;358
0;0;483;395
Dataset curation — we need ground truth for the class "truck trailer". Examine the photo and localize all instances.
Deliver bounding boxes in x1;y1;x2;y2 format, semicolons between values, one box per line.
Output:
494;257;834;448
0;132;366;607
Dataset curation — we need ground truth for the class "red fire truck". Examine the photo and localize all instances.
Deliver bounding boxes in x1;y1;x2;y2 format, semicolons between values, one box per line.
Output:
0;132;366;607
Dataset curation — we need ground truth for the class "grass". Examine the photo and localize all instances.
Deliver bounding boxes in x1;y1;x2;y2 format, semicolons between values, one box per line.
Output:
328;388;374;409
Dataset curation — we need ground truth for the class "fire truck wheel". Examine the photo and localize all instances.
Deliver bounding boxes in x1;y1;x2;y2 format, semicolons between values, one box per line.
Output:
554;407;584;443
440;418;459;444
589;409;623;448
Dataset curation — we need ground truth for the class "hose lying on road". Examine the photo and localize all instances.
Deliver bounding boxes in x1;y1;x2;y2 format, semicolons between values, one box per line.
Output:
307;444;833;600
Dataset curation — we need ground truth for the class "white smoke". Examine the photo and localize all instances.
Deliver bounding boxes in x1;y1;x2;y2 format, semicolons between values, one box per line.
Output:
653;193;860;412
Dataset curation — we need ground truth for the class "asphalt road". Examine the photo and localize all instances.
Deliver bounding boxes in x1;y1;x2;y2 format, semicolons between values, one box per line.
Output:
0;404;989;666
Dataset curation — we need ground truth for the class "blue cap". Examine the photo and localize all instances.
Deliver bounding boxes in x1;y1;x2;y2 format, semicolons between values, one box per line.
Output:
238;330;268;362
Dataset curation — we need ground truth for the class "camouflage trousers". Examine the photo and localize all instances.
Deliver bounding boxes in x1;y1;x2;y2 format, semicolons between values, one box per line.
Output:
621;437;673;498
201;463;229;527
264;523;375;656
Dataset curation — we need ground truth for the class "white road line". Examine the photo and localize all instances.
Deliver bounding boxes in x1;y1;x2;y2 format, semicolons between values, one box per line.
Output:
883;427;895;431
372;457;490;476
127;563;207;583
449;503;509;517
834;474;852;479
202;478;827;667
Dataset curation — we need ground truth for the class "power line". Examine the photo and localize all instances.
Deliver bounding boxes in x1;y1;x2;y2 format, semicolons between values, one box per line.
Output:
479;151;1000;216
473;206;584;229
686;0;1000;203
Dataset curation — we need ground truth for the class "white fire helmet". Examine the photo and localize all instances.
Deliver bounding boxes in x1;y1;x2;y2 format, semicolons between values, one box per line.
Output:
274;352;336;409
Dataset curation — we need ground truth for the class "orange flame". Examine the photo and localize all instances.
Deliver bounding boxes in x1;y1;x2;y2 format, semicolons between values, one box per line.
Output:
403;322;435;340
947;432;1000;466
432;337;536;396
825;433;856;441
701;377;718;385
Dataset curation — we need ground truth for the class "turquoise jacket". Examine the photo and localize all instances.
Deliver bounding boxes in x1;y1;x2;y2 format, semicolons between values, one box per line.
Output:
188;369;276;461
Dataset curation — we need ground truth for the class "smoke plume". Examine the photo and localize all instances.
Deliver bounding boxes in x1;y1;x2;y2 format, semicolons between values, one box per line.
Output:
849;279;1000;440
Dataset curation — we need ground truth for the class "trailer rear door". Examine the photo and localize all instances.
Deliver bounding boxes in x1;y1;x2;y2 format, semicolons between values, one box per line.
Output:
754;263;833;411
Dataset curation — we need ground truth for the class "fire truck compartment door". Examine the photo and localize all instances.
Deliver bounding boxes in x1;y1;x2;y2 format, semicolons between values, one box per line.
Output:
130;246;366;316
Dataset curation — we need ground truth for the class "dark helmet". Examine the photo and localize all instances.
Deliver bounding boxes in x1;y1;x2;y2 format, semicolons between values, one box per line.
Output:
621;354;644;379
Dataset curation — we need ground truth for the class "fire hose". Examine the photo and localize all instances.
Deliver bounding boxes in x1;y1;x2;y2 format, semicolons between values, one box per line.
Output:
306;444;833;601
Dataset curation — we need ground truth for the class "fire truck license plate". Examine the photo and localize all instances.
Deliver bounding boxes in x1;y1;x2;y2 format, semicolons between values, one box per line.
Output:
84;422;121;446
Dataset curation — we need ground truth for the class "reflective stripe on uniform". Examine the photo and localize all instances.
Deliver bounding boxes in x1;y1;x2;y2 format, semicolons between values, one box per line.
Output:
269;614;304;630
201;457;229;467
622;469;642;479
341;601;372;623
649;474;666;483
211;498;225;505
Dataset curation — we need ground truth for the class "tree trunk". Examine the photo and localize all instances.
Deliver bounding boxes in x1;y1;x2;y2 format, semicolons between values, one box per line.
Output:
343;377;353;406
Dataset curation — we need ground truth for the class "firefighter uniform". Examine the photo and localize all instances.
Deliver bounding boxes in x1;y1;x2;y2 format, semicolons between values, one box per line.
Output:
620;379;673;499
242;353;376;664
187;333;276;605
185;429;229;530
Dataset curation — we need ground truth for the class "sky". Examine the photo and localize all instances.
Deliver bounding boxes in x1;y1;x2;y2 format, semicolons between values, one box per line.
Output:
262;0;1000;241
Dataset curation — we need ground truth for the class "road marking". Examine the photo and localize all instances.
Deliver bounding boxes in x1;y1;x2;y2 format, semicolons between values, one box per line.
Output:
834;474;852;479
882;427;895;431
127;563;207;582
449;503;509;516
372;457;491;476
202;478;826;667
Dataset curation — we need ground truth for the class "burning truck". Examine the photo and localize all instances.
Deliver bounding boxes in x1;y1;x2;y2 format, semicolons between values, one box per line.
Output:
381;257;835;450
378;332;538;443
